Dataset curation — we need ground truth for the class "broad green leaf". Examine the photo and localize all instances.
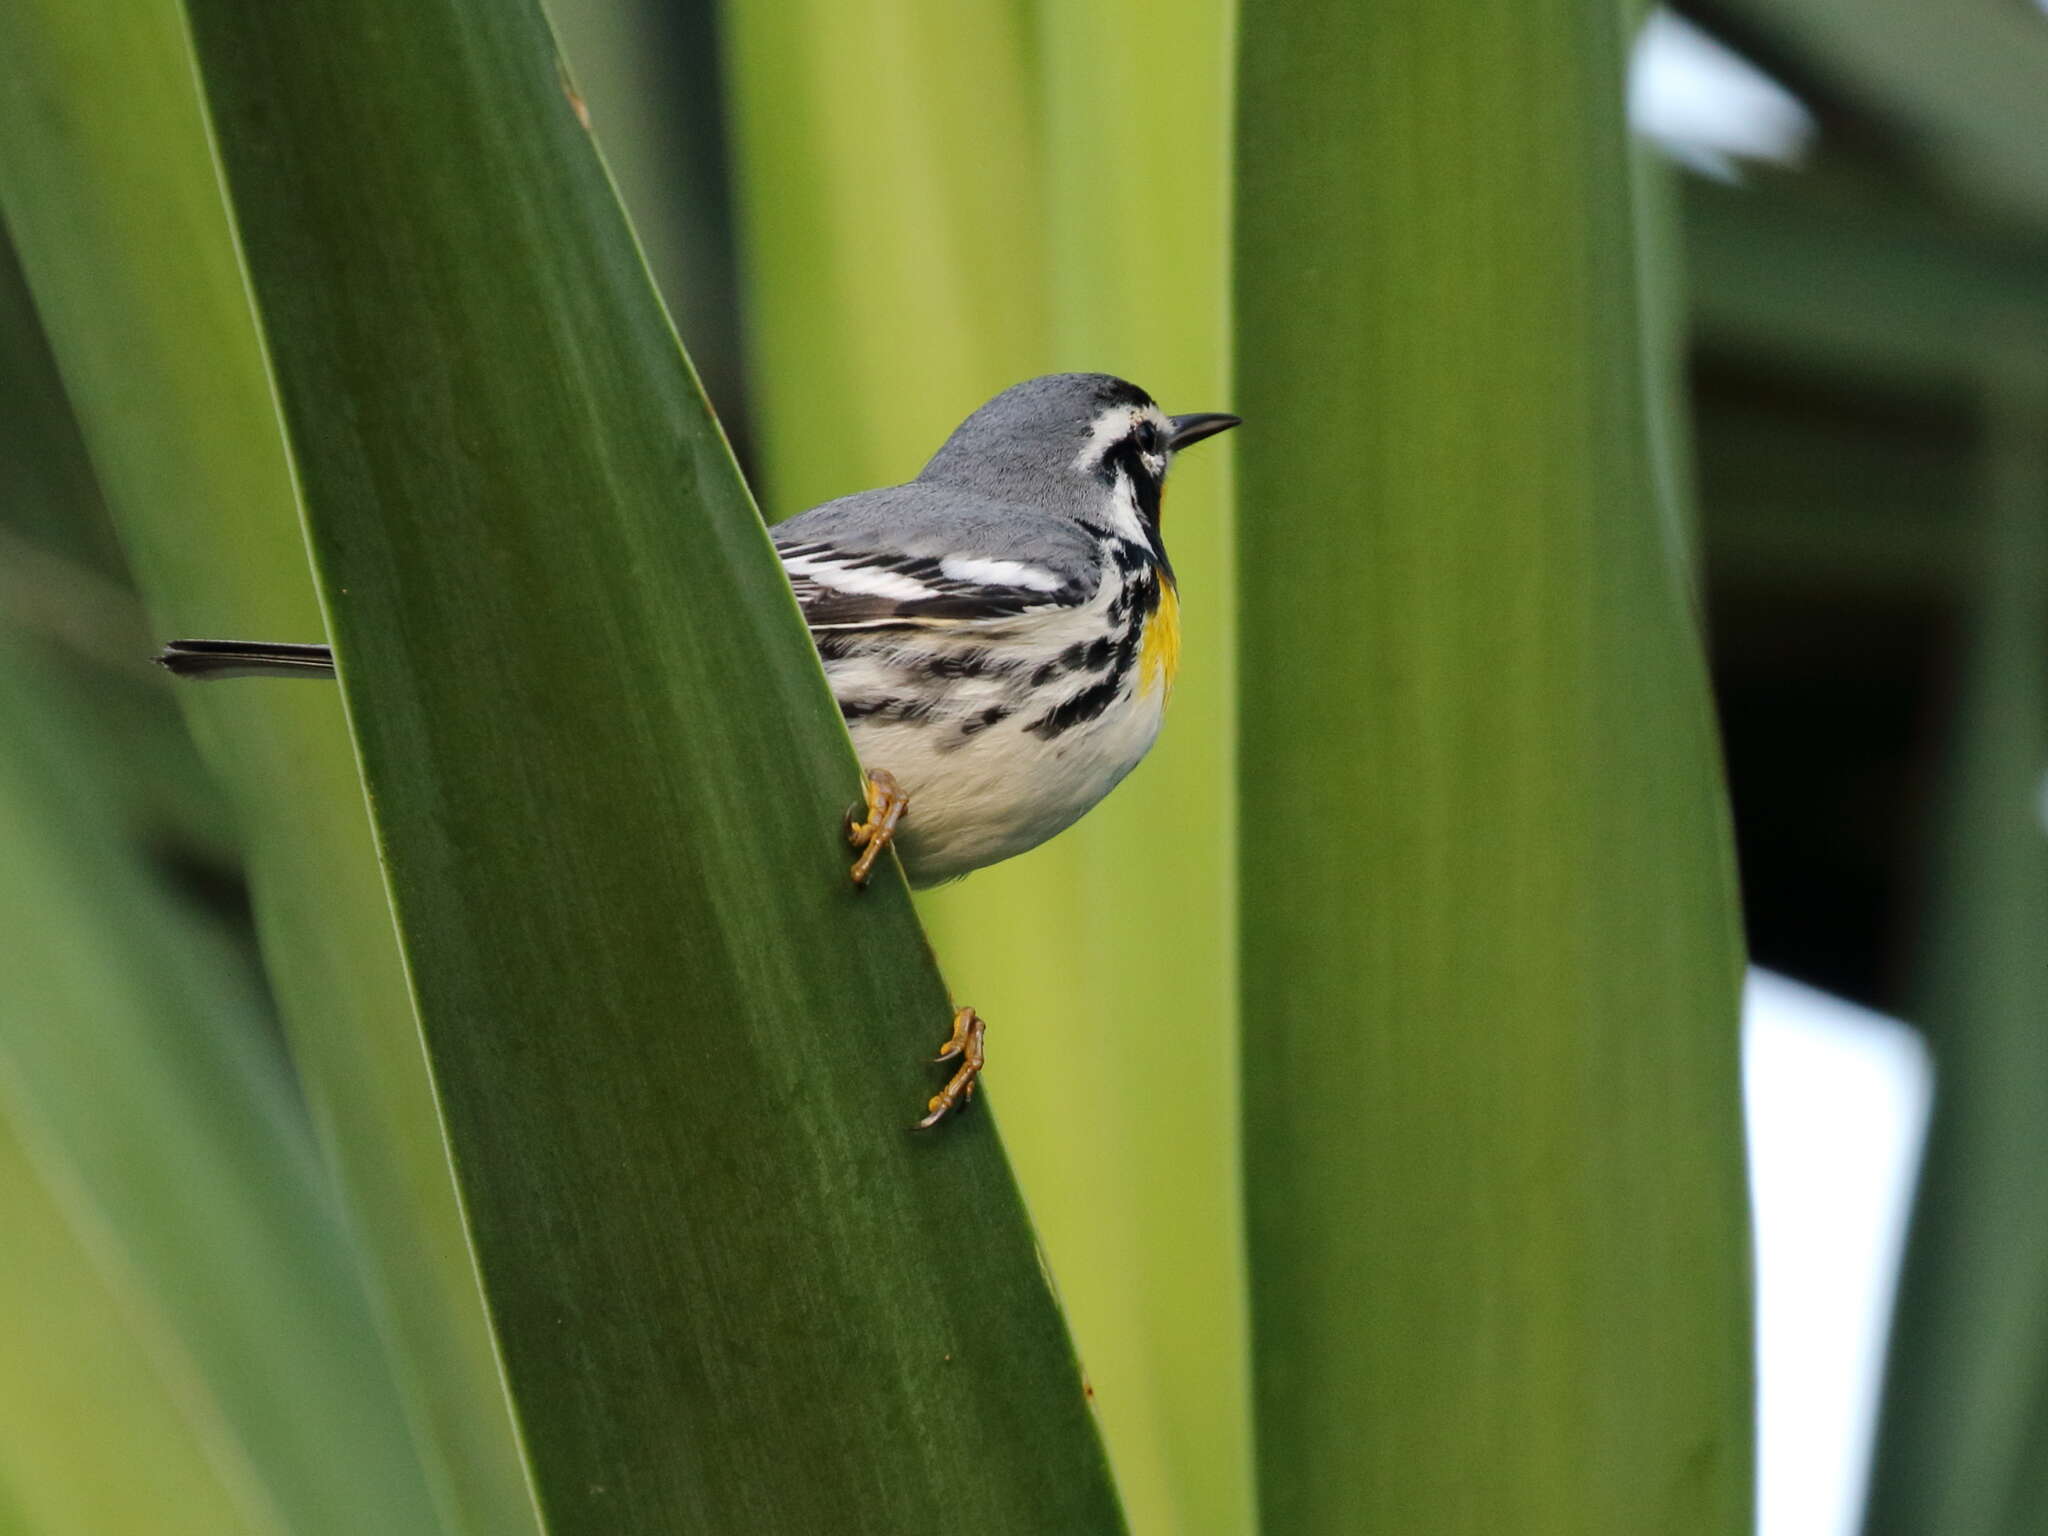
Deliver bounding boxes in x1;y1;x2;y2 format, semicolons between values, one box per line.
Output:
1235;4;1753;1532
0;631;441;1534
0;8;539;1531
169;0;1125;1529
0;1112;262;1536
723;4;1251;1530
0;232;233;866
1864;369;2048;1536
0;215;438;1534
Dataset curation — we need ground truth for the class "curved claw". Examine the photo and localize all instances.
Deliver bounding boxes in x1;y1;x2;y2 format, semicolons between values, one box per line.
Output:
846;767;908;887
916;1007;986;1130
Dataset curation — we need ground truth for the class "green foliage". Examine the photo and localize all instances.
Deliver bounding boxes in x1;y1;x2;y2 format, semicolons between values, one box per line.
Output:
0;638;443;1535
0;5;539;1527
0;212;441;1534
1865;371;2048;1536
1234;3;1752;1531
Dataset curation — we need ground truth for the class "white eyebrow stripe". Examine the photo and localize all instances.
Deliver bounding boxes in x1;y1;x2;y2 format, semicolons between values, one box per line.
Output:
1071;402;1177;472
780;552;935;601
1073;405;1139;470
938;556;1067;592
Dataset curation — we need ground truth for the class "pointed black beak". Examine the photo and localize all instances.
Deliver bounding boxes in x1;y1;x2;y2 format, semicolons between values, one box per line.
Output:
1168;412;1242;451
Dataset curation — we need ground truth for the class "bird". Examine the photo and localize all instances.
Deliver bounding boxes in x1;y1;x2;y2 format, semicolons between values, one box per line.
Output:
158;373;1239;1125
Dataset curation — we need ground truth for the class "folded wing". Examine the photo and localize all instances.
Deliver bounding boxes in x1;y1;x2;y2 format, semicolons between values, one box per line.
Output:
774;536;1097;630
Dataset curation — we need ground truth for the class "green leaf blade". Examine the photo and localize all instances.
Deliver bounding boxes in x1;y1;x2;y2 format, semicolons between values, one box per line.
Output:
0;634;443;1535
1235;4;1752;1532
1863;371;2048;1536
0;5;541;1529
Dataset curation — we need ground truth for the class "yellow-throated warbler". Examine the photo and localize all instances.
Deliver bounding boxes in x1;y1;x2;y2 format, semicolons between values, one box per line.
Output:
159;373;1239;1123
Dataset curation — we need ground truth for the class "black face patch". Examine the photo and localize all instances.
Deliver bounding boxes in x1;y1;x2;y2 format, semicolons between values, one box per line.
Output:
1092;437;1173;583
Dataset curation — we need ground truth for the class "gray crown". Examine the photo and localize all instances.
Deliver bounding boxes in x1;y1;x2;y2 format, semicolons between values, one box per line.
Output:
918;373;1157;498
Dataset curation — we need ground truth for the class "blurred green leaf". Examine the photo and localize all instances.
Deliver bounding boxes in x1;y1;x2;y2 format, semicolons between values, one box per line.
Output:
1235;3;1752;1531
0;228;238;867
0;633;442;1534
0;7;540;1530
723;0;1050;508
0;188;437;1535
164;0;1125;1528
0;1112;262;1536
1864;364;2048;1536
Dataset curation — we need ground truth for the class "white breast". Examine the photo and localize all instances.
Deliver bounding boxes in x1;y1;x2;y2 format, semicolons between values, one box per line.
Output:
824;563;1171;884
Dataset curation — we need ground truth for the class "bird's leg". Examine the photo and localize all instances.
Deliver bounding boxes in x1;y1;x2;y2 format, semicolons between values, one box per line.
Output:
843;772;983;1127
916;1006;987;1130
846;767;909;887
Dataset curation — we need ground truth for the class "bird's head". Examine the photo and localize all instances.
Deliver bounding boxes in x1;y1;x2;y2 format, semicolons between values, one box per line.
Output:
916;373;1240;536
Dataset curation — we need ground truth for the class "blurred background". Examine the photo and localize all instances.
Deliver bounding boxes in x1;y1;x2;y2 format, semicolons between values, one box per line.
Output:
1637;7;2048;1534
2;4;2044;1534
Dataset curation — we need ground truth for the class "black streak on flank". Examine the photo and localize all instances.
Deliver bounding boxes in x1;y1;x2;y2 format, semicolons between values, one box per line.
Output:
1025;579;1154;741
935;700;1018;755
840;694;938;726
814;632;869;662
1106;569;1159;629
919;649;1003;681
1025;650;1130;739
1031;631;1117;688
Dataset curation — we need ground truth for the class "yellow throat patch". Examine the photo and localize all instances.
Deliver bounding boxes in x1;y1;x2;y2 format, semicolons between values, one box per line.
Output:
1138;581;1181;699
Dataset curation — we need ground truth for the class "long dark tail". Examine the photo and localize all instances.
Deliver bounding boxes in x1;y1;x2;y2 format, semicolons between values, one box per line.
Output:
156;639;336;681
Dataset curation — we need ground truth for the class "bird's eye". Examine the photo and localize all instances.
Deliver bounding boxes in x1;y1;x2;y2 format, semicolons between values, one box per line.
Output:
1134;419;1163;456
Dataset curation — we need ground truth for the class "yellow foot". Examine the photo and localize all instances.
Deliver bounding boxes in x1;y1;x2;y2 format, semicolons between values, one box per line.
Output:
846;767;908;888
915;1006;986;1130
